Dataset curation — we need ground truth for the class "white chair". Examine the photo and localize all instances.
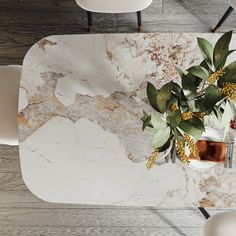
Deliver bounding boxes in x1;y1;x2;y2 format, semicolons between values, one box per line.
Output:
212;0;236;32
74;0;153;32
0;65;21;146
204;211;236;236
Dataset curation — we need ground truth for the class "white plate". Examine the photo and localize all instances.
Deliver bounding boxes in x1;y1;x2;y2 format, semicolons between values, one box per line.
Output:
189;127;222;170
189;159;217;171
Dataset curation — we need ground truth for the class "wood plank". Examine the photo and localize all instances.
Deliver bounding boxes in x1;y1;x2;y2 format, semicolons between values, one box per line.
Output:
0;173;26;191
0;191;48;208
0;208;205;227
0;11;219;27
0;158;20;172
0;0;80;11
0;145;20;172
0;145;19;158
0;11;87;25
0;226;203;236
164;0;228;15
141;13;219;33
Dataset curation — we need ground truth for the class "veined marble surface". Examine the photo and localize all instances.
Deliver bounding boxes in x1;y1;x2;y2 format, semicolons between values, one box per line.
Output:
19;33;236;206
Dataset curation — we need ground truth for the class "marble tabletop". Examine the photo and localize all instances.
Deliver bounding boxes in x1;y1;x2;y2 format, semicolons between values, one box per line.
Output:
18;33;236;206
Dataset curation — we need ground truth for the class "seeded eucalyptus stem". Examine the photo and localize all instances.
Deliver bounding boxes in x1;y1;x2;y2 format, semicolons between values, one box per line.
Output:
143;31;236;168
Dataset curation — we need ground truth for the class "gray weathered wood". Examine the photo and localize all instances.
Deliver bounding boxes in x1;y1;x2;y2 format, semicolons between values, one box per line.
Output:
0;208;205;227
0;145;19;157
0;158;20;172
1;0;236;234
164;0;229;15
0;173;26;190
0;226;203;236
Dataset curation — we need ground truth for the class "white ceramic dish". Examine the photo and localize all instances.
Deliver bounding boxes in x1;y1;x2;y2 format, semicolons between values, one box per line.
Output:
189;127;223;171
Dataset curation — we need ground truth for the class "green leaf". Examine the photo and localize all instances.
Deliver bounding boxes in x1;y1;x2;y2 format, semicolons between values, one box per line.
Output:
197;37;213;68
166;109;181;128
167;94;178;108
218;61;236;86
147;82;159;111
213;31;232;69
176;66;202;96
195;97;204;111
215;49;236;70
156;81;173;113
181;74;197;99
152;126;170;149
179;117;205;139
175;66;187;78
159;138;172;152
187;66;210;80
172;82;182;93
200;60;211;71
172;82;188;108
141;111;152;131
202;85;222;113
151;112;166;130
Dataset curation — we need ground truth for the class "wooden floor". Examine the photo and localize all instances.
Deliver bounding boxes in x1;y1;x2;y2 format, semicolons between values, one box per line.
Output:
1;0;236;235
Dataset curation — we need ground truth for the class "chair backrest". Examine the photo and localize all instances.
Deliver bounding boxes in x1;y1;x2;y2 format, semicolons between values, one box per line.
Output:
0;65;21;145
204;211;236;236
75;0;153;13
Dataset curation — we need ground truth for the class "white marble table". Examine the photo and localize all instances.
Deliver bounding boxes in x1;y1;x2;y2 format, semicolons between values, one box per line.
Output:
18;33;236;207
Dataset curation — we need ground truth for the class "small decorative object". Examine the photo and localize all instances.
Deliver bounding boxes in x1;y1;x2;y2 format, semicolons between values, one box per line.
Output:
142;31;236;169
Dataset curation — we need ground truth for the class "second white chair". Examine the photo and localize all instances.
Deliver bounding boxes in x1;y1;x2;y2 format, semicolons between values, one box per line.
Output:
75;0;153;32
0;65;21;146
204;211;236;236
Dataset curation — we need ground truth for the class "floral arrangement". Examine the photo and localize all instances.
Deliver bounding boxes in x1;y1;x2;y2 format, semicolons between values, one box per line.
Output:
142;31;236;170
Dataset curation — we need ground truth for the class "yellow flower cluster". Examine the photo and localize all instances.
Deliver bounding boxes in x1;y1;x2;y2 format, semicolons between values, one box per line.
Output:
146;149;159;170
184;133;200;158
170;103;177;111
176;139;190;165
176;134;200;165
222;82;236;100
181;111;193;121
207;68;225;84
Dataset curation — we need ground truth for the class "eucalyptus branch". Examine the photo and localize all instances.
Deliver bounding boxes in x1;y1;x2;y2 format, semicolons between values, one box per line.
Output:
142;31;236;167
